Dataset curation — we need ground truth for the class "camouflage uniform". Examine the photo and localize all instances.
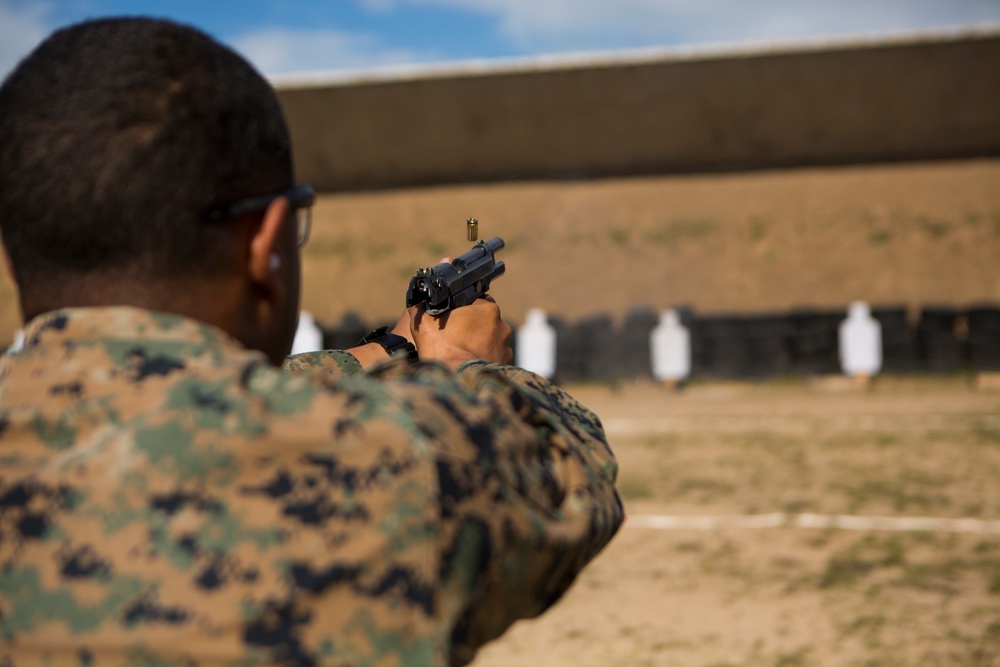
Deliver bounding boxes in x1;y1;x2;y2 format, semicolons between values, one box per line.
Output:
0;307;623;667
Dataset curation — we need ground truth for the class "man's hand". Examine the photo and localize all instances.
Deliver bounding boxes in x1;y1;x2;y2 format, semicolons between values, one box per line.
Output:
407;255;513;368
348;257;512;370
347;299;511;370
410;295;513;370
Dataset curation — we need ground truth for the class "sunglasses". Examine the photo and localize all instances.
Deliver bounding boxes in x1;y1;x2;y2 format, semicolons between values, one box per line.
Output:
206;184;315;248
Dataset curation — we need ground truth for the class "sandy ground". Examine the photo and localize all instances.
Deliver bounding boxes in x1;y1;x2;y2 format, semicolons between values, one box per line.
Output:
473;376;1000;667
2;158;998;343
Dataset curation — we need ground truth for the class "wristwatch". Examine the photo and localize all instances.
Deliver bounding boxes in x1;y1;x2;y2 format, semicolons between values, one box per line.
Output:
358;326;419;363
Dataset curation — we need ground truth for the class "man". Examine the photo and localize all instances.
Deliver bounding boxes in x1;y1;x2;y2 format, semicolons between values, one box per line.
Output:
0;16;623;667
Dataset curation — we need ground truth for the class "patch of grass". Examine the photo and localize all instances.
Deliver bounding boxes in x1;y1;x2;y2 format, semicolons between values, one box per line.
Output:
652;639;695;652
770;555;801;572
819;534;906;588
423;241;448;258
640;434;683;449
804;531;835;549
917;215;951;238
365;243;397;260
782;499;815;513
869;229;893;245
608;228;630;245
898;559;963;594
749;217;769;242
645;217;718;244
773;647;811;667
700;539;743;577
617;476;653;500
902;467;953;487
821;558;868;588
840;614;887;639
830;475;951;513
974;540;1000;555
675;477;736;503
971;423;1000;444
962;502;985;517
963;620;1000;667
912;532;957;549
988;566;1000;595
304;237;356;258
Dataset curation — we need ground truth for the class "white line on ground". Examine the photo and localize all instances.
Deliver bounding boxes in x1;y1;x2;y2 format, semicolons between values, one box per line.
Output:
627;513;1000;534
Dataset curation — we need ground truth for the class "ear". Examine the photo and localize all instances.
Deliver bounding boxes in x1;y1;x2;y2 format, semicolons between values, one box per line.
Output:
248;196;290;288
2;245;15;282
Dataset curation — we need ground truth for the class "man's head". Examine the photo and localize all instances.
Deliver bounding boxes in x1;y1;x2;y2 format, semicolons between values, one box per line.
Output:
0;17;303;363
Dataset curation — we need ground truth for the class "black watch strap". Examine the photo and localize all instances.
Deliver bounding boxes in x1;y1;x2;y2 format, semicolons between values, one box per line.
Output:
358;326;419;363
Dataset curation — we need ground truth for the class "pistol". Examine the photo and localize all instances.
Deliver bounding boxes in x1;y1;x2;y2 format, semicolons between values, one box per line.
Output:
405;237;506;315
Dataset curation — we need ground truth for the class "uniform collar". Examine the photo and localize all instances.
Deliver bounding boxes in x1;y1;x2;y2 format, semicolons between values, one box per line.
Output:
20;306;244;354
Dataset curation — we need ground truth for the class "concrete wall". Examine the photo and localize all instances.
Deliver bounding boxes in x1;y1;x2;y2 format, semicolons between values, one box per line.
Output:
275;29;1000;192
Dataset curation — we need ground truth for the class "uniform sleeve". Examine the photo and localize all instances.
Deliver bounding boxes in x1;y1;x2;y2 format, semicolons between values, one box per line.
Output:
282;349;363;378
370;360;625;667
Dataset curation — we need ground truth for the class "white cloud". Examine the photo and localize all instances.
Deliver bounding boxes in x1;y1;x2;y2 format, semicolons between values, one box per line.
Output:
230;27;438;77
395;0;1000;51
0;1;53;81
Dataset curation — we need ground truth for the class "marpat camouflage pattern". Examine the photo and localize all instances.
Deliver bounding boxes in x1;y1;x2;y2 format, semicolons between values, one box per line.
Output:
0;307;623;666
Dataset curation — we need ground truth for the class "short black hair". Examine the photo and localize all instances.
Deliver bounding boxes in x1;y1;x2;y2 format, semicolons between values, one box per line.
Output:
0;17;293;291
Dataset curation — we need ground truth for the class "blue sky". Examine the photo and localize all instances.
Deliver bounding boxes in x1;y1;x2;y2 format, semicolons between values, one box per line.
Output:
3;1;1000;81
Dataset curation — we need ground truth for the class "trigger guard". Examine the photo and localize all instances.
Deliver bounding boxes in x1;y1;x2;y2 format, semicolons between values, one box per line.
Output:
425;297;452;316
